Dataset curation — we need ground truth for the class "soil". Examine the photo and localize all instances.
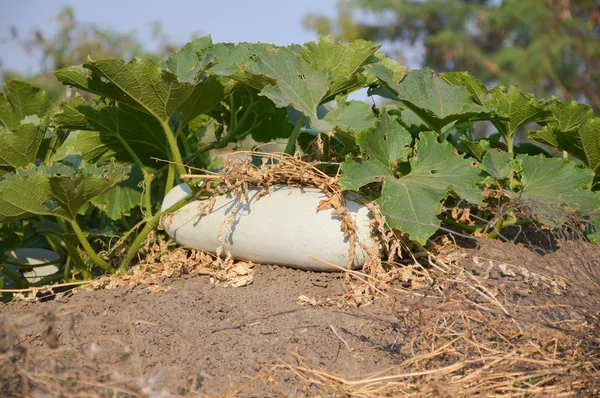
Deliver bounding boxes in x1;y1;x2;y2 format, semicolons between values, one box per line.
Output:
1;235;599;397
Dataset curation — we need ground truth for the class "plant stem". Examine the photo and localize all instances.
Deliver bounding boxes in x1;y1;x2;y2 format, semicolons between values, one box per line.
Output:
506;135;514;154
30;273;65;287
117;189;203;273
165;161;176;193
63;255;71;281
486;217;505;239
68;219;114;274
321;133;330;162
161;119;186;176
440;217;483;232
143;173;154;217
62;239;92;279
44;132;61;162
285;115;306;155
117;216;160;273
229;94;237;132
0;265;24;289
55;218;92;278
114;134;154;216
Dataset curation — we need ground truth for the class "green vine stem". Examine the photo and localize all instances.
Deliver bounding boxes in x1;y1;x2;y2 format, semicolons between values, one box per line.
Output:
114;134;154;217
285;115;306;155
165;161;176;194
117;189;204;273
68;219;114;274
117;215;160;273
505;135;514;154
55;218;92;279
0;265;25;289
486;217;505;239
62;238;92;279
440;217;484;233
44;132;61;162
30;273;65;287
63;255;72;281
161;119;187;176
321;133;330;162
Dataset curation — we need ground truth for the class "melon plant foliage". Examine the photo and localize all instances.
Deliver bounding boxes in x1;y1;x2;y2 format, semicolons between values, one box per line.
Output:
0;36;599;290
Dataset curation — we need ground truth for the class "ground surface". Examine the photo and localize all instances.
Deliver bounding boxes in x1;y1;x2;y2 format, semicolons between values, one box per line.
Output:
1;235;599;397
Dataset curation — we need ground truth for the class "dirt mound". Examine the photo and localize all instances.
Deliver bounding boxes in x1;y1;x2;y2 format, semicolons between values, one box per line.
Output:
1;238;599;397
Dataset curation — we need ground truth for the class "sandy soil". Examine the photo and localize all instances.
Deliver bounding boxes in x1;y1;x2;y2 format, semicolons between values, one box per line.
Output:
1;236;599;397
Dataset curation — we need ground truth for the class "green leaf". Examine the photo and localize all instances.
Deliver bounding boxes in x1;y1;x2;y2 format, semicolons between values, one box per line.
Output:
363;54;407;89
55;58;226;125
0;162;128;222
341;112;412;190
341;159;392;191
455;138;489;162
380;132;484;244
342;123;483;243
0;80;53;129
516;155;598;226
528;101;600;172
370;68;498;133
84;58;193;121
0;81;53;171
541;100;593;132
165;36;213;83
356;112;412;165
203;38;399;131
439;72;488;105
0;122;47;169
322;97;377;134
481;149;515;180
486;85;551;145
247;45;333;131
90;164;143;220
300;36;380;99
54;95;168;167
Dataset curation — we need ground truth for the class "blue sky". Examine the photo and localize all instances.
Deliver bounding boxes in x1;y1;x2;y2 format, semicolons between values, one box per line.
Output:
0;0;338;75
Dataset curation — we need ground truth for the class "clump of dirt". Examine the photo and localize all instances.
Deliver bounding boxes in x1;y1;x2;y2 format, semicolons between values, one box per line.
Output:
1;234;599;397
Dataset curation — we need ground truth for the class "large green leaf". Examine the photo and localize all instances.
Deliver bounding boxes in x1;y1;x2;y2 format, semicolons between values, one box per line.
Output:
356;111;412;166
528;101;600;172
0;81;53;171
481;149;516;180
378;132;484;244
0;80;53;129
439;72;488;105
322;97;377;134
516;155;598;226
245;44;333;131
55;58;226;125
54;95;168;167
341;112;412;190
0;162;128;222
300;36;380;99
202;38;402;131
90;164;143;220
342;115;483;244
0;122;47;170
486;85;551;146
165;36;213;83
370;68;498;133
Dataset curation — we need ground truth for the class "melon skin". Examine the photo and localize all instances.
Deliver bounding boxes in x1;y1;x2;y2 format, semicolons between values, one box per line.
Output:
161;183;377;271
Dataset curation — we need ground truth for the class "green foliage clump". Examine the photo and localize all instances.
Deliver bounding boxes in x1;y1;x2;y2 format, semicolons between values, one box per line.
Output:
0;35;598;296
